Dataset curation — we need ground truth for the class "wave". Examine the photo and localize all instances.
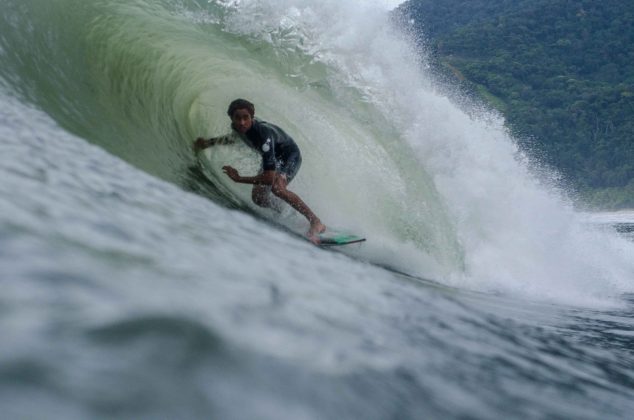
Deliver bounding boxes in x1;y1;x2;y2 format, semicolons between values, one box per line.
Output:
1;0;633;305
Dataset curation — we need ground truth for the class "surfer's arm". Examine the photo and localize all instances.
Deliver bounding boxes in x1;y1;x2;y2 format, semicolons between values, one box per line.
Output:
222;167;275;185
193;135;234;152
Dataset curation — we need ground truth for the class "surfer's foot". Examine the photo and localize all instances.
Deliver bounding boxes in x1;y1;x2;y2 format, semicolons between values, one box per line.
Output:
307;220;326;245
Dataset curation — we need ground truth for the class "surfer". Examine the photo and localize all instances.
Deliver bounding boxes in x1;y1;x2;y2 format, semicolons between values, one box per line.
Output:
194;99;326;243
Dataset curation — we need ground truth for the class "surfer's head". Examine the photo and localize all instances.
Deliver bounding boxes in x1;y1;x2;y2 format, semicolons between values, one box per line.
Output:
228;99;255;134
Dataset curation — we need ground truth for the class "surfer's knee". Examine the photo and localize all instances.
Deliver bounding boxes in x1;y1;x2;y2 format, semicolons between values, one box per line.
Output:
271;182;289;199
252;196;269;207
252;186;271;207
271;175;289;198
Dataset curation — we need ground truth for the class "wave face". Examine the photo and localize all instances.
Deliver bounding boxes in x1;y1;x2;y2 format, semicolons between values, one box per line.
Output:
1;0;634;301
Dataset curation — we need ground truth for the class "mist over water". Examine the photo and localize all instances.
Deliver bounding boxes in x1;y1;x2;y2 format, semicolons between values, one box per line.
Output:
2;0;634;419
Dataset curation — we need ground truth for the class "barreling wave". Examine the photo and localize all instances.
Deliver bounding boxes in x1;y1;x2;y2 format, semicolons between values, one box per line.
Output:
0;0;463;277
2;0;633;304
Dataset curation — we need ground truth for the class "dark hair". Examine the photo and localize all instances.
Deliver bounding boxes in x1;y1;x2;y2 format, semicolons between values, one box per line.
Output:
227;99;255;117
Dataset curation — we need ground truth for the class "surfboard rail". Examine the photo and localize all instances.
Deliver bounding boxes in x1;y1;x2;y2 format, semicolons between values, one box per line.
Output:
318;231;366;246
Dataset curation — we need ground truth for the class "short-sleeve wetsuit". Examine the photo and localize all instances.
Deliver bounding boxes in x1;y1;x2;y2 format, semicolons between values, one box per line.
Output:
238;119;302;182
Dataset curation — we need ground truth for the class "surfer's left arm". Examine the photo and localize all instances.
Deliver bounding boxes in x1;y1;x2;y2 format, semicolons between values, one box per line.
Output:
193;135;234;152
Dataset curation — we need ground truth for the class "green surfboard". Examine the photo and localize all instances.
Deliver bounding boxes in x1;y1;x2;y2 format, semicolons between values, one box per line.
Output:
318;230;366;246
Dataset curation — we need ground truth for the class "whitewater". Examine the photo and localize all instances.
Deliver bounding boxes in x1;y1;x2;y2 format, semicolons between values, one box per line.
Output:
1;0;634;418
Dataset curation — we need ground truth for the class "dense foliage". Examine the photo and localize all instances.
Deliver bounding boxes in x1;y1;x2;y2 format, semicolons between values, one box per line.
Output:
399;0;634;208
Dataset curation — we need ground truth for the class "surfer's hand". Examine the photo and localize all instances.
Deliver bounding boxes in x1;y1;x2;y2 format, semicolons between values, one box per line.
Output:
222;166;240;181
193;137;208;152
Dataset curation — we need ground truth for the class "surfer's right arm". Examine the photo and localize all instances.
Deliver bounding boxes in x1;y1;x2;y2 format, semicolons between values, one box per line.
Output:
193;136;234;152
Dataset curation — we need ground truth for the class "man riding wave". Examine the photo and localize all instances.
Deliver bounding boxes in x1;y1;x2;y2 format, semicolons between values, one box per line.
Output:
194;99;326;243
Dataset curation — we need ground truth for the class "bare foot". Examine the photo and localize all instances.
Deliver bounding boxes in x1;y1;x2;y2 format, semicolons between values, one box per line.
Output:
307;220;326;245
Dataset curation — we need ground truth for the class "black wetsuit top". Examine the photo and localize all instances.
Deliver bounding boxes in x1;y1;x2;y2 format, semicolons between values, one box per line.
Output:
238;119;302;179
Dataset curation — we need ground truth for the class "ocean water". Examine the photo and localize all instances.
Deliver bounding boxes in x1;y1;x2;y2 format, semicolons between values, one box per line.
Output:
1;0;634;419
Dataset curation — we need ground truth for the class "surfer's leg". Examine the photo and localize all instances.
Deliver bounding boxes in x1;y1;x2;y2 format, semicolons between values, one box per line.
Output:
279;151;301;184
271;174;325;242
251;185;272;208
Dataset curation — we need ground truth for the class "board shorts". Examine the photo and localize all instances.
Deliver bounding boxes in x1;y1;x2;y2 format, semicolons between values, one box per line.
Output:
277;149;302;183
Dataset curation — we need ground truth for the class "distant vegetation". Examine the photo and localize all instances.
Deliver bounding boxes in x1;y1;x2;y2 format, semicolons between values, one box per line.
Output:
398;0;634;209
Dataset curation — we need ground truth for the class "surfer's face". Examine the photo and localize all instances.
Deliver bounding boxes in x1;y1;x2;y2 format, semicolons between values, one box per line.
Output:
231;108;253;134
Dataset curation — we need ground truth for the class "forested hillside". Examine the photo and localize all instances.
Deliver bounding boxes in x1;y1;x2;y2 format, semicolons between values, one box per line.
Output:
399;0;634;208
